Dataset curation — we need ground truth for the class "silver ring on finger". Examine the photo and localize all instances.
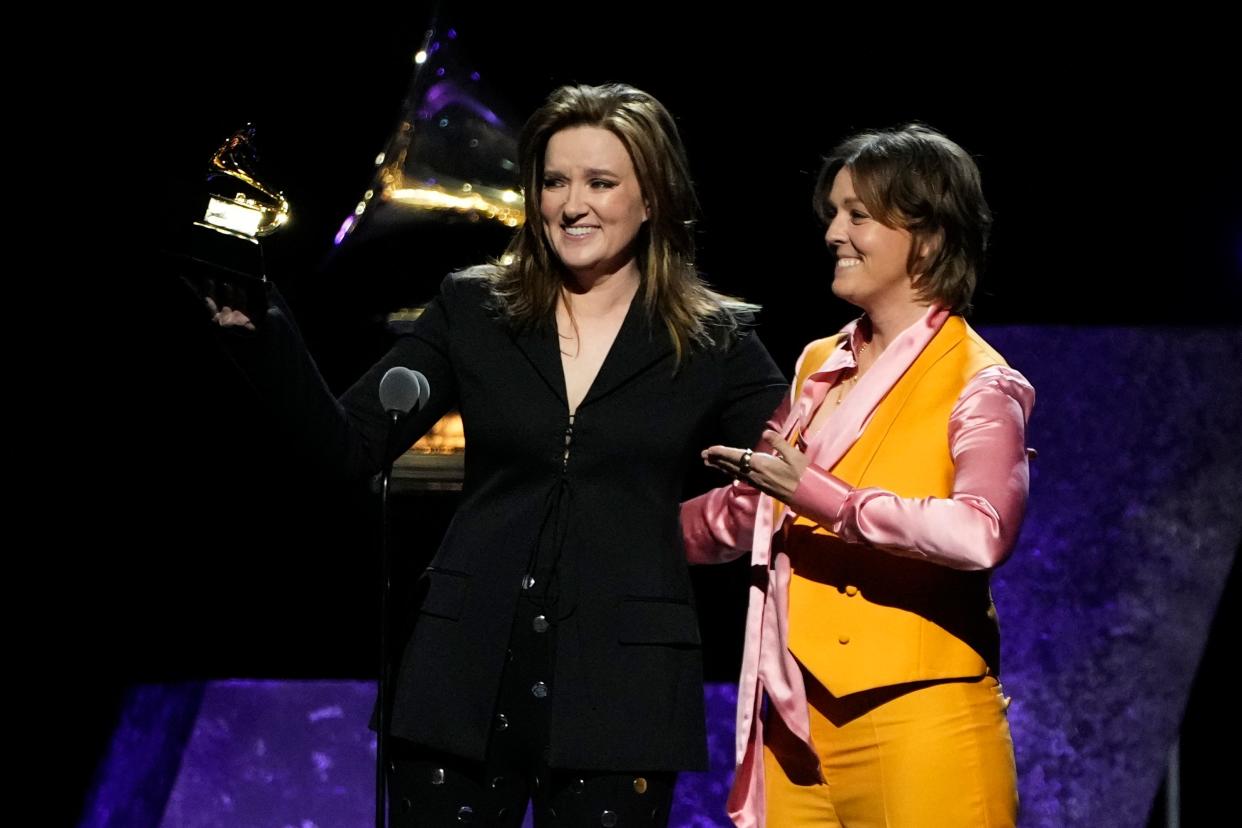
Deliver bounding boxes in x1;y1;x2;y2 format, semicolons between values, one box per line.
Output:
739;448;754;476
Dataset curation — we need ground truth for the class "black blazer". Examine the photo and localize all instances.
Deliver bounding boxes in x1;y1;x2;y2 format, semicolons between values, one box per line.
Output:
234;270;786;771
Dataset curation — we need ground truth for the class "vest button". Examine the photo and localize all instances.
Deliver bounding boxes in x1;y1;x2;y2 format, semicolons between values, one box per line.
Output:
838;634;850;645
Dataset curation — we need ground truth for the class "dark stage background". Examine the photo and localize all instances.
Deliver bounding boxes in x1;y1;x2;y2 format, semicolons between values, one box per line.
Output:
67;9;1238;826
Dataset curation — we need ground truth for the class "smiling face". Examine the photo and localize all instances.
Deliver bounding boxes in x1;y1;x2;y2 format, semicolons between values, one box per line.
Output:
821;166;923;314
539;125;650;286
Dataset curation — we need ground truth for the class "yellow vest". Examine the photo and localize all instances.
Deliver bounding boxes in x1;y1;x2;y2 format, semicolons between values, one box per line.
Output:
786;316;1008;697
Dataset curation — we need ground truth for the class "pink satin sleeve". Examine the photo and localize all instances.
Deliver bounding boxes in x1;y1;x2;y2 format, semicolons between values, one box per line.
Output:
680;480;761;564
681;393;792;564
788;365;1036;571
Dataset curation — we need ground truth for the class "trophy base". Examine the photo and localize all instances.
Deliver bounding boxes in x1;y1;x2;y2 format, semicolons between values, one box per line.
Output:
170;222;270;320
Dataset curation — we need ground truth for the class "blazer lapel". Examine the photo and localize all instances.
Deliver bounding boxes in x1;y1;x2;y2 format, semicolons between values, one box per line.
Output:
579;294;675;409
510;322;568;406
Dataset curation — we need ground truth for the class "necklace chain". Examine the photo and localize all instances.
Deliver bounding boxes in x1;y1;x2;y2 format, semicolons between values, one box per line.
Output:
834;338;869;406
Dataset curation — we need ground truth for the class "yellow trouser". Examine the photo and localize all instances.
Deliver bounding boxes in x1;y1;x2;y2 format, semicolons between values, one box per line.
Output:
763;668;1018;827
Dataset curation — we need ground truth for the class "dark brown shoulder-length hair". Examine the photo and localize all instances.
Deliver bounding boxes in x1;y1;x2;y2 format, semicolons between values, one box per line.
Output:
813;124;992;315
486;82;752;361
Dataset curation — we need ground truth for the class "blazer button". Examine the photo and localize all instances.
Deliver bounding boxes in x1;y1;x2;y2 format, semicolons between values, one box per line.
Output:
431;767;446;785
495;713;509;731
531;681;549;698
633;776;648;794
532;614;549;633
838;634;850;645
522;574;536;590
845;585;859;597
601;810;619;827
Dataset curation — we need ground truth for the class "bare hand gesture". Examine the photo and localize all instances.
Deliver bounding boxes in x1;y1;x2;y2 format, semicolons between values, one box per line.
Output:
701;429;809;503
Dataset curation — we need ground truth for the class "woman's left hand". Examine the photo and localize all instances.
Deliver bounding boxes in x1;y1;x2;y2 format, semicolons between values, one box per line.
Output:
702;429;809;503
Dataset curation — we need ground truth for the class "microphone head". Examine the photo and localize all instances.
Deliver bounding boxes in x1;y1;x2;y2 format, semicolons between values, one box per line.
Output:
379;367;429;415
414;370;430;411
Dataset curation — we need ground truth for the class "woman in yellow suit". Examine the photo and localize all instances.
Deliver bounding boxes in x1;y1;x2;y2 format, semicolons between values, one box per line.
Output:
682;124;1034;827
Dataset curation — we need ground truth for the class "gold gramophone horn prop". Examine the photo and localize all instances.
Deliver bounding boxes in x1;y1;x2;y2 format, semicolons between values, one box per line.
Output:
326;22;528;472
336;23;524;246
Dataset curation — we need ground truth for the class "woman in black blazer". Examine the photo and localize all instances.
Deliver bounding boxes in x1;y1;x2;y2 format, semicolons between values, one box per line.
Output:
213;83;785;826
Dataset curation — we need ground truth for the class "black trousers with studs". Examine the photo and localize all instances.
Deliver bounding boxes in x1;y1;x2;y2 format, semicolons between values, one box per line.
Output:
388;582;676;827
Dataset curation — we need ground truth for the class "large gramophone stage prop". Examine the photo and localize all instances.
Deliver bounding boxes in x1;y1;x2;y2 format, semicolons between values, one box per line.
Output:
187;20;526;488
334;22;523;481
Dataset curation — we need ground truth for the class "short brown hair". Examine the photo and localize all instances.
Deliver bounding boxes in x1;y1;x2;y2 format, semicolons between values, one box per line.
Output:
814;124;991;315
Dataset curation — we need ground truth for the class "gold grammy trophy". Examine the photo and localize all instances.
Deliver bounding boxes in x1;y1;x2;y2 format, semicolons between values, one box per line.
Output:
179;124;291;320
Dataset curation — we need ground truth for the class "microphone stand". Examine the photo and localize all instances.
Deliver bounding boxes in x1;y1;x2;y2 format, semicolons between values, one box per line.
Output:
373;367;427;828
376;409;401;828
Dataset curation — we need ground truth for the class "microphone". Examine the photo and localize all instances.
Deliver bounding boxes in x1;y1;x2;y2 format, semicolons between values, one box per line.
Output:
379;366;430;415
374;365;430;828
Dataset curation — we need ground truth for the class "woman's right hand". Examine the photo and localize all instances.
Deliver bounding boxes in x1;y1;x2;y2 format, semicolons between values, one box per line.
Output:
206;295;256;331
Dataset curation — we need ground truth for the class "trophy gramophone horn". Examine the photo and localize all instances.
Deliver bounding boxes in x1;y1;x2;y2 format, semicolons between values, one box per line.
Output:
200;124;292;241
